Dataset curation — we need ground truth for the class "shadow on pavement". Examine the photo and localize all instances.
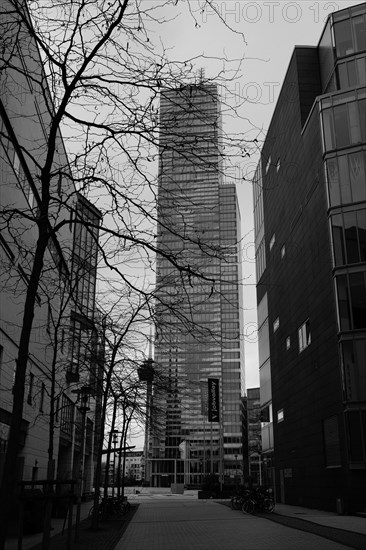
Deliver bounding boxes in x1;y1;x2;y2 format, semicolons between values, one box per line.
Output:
28;504;138;550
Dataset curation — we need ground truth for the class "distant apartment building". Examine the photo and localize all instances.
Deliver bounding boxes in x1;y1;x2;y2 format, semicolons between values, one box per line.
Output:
151;83;245;487
124;451;143;482
246;388;262;487
0;1;101;500
254;3;365;512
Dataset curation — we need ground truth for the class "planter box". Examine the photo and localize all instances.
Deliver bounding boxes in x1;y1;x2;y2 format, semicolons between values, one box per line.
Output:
171;484;184;494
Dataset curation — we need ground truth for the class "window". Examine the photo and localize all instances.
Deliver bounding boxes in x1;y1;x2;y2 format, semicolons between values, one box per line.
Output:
338;55;366;88
334;19;353;57
12;150;34;208
0;233;15;262
341;339;366;401
333;15;366;58
47;305;52;334
326;150;366;207
39;382;45;412
265;155;271;174
286;336;291;350
336;272;366;330
322;99;366;152
353;15;366;52
0;345;3;386
269;234;276;251
261;404;271;424
69;317;94;379
346;410;366;463
277;409;284;423
60;394;74;437
27;372;34;405
273;318;279;333
255;237;266;281
298;319;311;352
331;209;366;266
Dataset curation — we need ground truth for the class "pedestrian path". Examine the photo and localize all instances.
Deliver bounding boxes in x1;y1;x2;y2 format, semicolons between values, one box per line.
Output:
274;503;366;535
116;498;363;550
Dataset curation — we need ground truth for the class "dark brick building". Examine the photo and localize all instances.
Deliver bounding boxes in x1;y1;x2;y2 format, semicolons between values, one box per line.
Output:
253;3;366;512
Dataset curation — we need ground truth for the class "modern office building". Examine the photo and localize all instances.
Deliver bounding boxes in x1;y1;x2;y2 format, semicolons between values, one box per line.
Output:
246;388;262;487
124;451;143;482
150;83;245;487
254;3;365;512
0;1;101;504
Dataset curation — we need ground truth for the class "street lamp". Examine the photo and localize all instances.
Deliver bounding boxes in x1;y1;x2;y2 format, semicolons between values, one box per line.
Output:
111;430;119;498
138;358;154;485
71;385;93;543
235;454;238;489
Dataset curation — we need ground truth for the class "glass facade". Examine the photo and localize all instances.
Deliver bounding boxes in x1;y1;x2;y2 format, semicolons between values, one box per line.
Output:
152;84;244;487
321;3;366;470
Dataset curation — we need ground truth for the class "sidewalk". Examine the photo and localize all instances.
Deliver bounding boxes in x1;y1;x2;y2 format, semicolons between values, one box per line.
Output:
5;490;366;550
116;495;366;550
274;503;366;535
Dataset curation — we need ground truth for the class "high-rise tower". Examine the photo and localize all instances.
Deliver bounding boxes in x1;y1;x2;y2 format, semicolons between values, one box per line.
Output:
150;83;245;488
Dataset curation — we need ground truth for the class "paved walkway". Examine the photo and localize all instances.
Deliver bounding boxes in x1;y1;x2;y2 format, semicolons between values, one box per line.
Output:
274;503;366;535
5;489;366;550
117;493;366;550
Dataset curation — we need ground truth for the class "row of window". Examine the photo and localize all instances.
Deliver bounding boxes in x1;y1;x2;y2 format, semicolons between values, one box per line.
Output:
331;208;366;266
321;93;366;153
323;410;366;466
255;237;266;281
341;338;366;402
0;126;35;208
26;372;46;413
336;271;366;331
272;318;311;354
326;149;366;207
333;14;366;58
338;55;366;89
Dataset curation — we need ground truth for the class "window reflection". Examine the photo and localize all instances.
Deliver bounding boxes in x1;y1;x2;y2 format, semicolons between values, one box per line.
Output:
336;272;366;331
341;339;366;401
322;97;365;152
334;19;353;57
326;150;366;207
334;14;366;58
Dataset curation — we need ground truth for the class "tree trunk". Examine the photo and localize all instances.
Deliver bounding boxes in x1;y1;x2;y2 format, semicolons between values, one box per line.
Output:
0;227;49;550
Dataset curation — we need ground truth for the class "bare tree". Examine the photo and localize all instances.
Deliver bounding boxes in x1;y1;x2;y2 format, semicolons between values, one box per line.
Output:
0;1;252;546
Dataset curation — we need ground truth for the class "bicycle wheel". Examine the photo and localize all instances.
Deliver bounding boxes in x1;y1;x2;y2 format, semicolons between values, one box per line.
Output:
231;496;240;510
263;498;275;513
241;499;255;514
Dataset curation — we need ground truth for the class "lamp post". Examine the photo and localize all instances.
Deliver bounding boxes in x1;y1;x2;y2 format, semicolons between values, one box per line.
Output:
72;385;93;543
138;358;154;485
111;430;119;497
235;453;238;490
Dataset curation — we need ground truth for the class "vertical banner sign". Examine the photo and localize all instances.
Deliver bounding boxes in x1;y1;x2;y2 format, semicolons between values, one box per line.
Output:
208;378;220;422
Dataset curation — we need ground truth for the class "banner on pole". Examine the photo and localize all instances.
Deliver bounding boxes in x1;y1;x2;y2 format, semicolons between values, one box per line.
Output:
208;378;220;422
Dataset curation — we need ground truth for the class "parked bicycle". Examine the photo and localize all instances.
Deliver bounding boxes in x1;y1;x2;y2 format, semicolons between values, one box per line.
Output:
88;495;130;520
241;487;275;515
230;488;251;510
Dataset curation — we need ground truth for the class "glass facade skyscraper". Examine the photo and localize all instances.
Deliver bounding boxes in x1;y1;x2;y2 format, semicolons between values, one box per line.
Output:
150;83;245;488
